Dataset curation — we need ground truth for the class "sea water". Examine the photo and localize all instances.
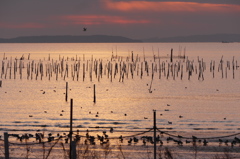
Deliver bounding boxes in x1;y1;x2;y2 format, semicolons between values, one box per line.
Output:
0;42;240;139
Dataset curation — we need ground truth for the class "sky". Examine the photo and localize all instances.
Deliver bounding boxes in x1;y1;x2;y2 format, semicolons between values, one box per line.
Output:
0;0;240;39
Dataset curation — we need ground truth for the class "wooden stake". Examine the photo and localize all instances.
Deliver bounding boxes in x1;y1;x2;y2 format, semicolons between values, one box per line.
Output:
4;132;9;159
65;82;68;102
93;84;96;103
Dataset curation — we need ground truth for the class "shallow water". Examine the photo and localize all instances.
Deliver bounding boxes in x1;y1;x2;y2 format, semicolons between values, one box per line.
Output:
0;42;240;139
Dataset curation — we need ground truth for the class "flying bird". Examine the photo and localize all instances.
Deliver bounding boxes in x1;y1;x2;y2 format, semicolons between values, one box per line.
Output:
83;27;87;31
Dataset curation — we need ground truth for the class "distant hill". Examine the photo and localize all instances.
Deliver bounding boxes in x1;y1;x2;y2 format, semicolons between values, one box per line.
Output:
142;34;240;42
0;35;142;43
1;34;240;43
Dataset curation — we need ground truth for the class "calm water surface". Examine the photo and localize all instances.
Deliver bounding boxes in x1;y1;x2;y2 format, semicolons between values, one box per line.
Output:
0;42;240;138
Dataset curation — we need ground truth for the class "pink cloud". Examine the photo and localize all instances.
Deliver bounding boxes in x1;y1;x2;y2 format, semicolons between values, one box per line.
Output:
0;22;46;29
60;15;151;25
103;0;240;13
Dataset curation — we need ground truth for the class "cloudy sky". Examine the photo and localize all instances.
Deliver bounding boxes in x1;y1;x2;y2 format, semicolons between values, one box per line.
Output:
0;0;240;39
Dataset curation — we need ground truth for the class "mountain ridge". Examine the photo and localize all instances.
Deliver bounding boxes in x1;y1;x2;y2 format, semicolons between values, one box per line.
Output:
143;34;240;42
0;35;142;43
0;34;240;43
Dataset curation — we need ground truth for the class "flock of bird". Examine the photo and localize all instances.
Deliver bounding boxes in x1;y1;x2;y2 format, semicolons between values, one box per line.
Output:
3;130;240;149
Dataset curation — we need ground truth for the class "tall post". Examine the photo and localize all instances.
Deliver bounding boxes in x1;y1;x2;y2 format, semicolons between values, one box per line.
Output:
93;84;96;103
153;110;157;159
170;48;173;63
71;140;77;159
65;82;68;102
70;98;73;159
4;132;9;159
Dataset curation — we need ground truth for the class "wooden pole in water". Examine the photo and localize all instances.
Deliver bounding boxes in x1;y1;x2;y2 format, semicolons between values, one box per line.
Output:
93;84;96;103
153;110;157;159
65;82;68;102
4;132;9;159
170;49;173;63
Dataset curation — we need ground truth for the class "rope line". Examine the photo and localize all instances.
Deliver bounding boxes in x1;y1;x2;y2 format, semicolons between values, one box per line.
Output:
2;128;240;145
157;128;240;140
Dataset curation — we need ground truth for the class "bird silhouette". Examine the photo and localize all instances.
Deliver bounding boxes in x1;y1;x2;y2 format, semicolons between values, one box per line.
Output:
83;27;87;31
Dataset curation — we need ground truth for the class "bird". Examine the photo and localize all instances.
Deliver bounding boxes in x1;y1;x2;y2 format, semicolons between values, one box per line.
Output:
219;139;223;145
119;135;123;143
225;140;229;146
83;27;87;31
234;137;240;143
128;138;132;145
110;127;114;133
178;135;183;138
133;137;139;144
203;139;208;146
143;139;146;145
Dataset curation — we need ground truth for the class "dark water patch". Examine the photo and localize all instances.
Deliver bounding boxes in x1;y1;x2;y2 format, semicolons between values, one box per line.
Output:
89;126;122;129
82;118;119;121
188;124;200;126
14;124;48;127
132;120;142;122
212;121;225;123
96;122;107;125
0;124;49;127
49;118;68;121
193;128;218;130
12;121;21;123
55;124;69;128
225;124;236;126
12;121;40;124
1;128;45;132
112;122;128;125
75;125;85;128
96;121;129;125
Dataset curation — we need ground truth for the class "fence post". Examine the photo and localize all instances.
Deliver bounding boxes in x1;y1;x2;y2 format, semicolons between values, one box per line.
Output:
71;141;77;159
4;132;9;159
153;110;157;159
70;98;73;159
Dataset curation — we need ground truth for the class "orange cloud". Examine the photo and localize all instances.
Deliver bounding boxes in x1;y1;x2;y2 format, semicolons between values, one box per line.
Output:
60;15;150;25
103;0;240;13
0;23;46;29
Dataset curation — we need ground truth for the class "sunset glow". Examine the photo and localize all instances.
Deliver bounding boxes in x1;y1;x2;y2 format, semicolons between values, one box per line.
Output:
60;15;151;25
103;0;240;13
0;23;46;29
0;0;239;39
